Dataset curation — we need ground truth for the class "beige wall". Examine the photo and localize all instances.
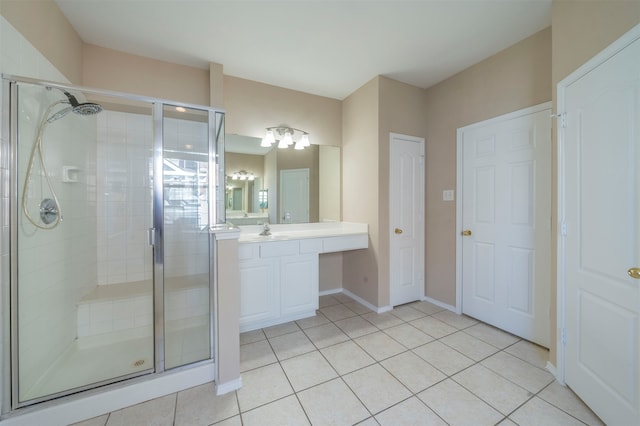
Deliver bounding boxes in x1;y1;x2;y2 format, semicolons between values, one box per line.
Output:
548;0;640;366
423;27;552;306
342;78;380;305
224;76;342;146
552;0;640;87
1;0;83;83
319;145;341;222
226;152;264;178
319;253;343;292
341;76;427;307
209;62;224;109
83;44;210;105
215;238;240;387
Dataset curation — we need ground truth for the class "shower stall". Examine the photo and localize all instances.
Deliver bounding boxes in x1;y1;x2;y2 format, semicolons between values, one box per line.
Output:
1;76;225;409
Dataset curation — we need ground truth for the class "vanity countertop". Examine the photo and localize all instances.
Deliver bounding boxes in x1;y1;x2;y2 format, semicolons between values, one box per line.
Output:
237;222;368;243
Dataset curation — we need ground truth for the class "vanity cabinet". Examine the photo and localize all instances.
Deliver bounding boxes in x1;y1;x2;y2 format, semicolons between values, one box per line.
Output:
238;241;319;331
237;223;368;332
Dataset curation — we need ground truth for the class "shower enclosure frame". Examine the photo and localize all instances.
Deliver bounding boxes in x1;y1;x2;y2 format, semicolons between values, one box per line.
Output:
1;75;226;411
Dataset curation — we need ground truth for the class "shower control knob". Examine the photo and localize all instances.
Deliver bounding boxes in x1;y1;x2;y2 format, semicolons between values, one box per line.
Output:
39;198;59;225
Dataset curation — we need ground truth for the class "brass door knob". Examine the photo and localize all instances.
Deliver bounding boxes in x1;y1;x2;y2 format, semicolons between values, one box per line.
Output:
462;230;472;236
628;268;640;279
394;228;403;234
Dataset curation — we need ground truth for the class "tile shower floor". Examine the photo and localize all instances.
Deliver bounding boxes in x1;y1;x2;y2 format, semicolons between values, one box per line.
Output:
74;293;603;426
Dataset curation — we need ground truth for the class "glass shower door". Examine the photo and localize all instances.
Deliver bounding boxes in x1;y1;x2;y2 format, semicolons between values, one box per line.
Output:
13;82;155;405
161;104;213;369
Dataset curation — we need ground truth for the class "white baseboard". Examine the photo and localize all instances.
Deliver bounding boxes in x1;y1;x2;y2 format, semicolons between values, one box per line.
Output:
239;310;316;333
319;288;342;296
340;289;392;314
422;296;456;313
216;377;242;395
546;361;559;380
1;363;215;426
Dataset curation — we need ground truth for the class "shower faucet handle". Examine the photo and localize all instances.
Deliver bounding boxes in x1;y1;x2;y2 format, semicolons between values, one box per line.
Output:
39;198;59;225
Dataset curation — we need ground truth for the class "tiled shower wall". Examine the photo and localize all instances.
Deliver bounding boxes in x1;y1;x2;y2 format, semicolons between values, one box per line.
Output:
96;110;154;285
95;114;210;285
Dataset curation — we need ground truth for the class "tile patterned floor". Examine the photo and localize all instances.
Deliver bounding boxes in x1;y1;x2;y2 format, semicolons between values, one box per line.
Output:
74;294;603;426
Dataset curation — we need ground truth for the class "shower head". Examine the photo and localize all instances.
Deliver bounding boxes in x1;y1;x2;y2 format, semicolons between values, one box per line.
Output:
46;90;103;123
63;90;103;115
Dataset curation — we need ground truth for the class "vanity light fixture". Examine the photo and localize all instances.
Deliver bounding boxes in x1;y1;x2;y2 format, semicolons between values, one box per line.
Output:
261;126;311;150
229;170;255;181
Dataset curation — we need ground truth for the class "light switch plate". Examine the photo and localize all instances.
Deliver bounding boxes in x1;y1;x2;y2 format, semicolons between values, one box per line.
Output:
443;190;454;201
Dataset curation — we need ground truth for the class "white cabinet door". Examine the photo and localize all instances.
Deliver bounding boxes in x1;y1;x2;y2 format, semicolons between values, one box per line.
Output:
239;258;279;329
280;254;319;317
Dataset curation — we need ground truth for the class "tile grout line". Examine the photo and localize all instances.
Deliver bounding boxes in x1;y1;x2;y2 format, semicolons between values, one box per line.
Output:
236;295;561;426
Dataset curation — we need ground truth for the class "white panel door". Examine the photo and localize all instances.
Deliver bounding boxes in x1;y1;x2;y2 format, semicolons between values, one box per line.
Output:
390;133;425;306
280;168;309;223
560;28;640;425
460;105;551;346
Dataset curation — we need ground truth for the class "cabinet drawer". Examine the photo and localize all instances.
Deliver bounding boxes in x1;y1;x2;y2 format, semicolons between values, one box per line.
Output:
238;243;259;260
299;238;322;254
260;241;299;258
322;234;368;252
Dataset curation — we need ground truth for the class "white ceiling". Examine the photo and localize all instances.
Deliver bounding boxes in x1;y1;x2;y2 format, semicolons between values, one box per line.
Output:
55;0;551;100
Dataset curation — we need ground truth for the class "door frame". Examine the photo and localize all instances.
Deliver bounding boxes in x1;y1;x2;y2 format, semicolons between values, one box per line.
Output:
389;132;425;306
455;101;552;315
556;22;640;385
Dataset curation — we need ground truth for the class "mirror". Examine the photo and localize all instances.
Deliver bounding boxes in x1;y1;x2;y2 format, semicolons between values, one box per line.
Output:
225;134;340;226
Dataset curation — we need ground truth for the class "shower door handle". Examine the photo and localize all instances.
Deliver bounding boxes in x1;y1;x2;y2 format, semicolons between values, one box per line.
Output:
148;228;156;246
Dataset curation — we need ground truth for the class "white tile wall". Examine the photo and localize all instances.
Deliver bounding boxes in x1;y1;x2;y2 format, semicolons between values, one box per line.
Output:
96;110;154;285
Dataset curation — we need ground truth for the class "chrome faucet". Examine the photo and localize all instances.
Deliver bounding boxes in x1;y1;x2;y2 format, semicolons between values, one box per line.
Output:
259;222;271;236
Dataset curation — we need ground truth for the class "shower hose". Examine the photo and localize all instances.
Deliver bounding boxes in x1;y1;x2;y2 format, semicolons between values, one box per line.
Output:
21;100;67;230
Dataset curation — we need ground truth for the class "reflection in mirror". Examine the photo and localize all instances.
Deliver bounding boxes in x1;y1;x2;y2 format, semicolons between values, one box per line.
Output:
225;134;340;226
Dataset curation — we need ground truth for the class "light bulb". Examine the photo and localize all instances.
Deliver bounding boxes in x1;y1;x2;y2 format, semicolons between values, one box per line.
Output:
264;130;275;145
294;140;304;150
283;131;293;146
278;138;288;149
301;134;310;147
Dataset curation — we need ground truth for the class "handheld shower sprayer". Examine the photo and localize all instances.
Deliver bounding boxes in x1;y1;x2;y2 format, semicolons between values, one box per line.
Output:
22;88;103;229
47;89;103;123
